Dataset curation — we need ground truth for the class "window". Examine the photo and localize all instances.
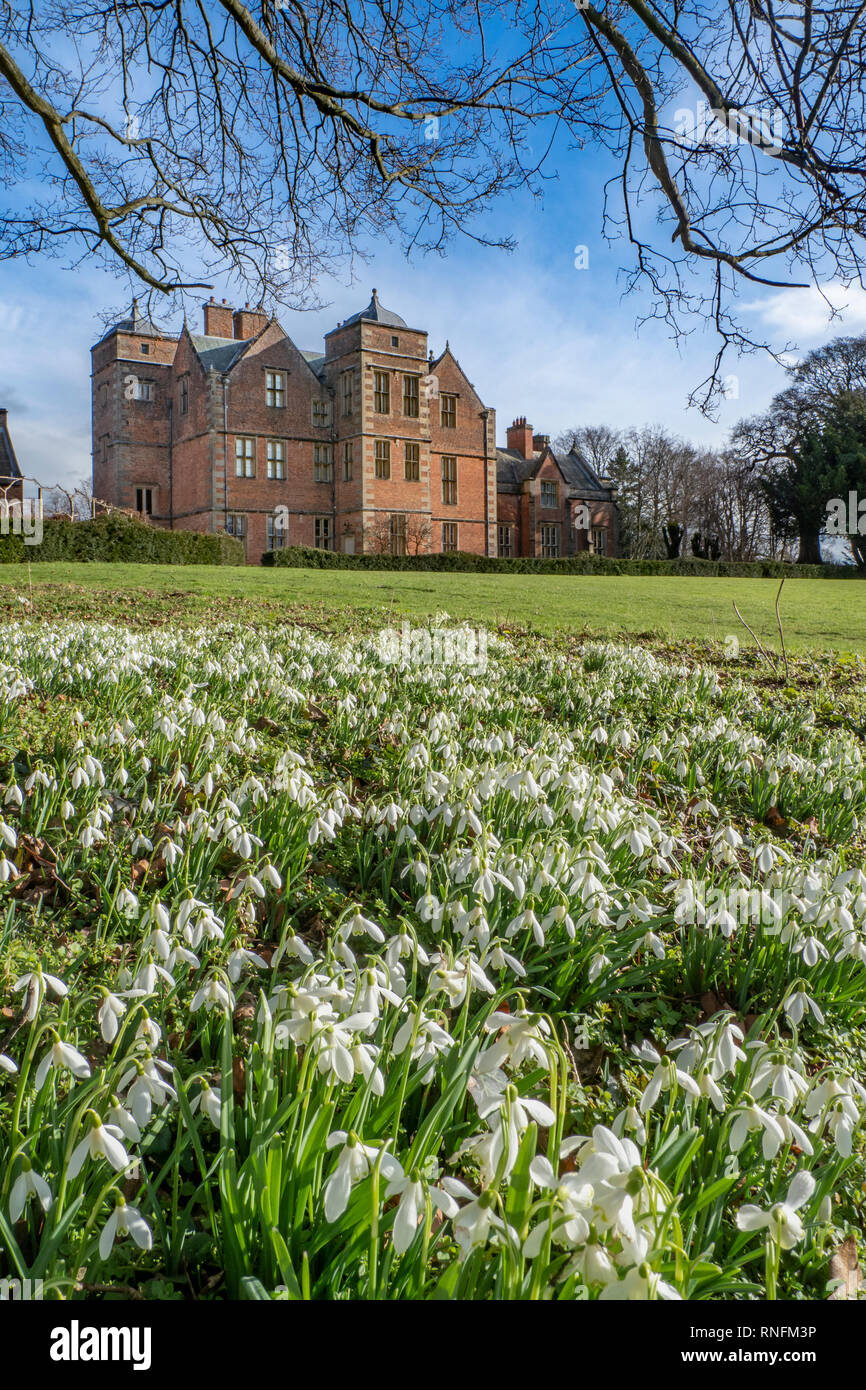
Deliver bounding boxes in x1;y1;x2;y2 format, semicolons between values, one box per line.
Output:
139;343;150;355
498;524;514;558
312;399;332;427
101;435;109;464
590;526;607;556
266;371;286;408
136;380;154;402
403;375;419;418
404;441;420;481
391;335;399;348
99;383;108;408
440;393;457;428
341;371;354;417
540;524;560;558
314;443;334;482
314;516;333;549
179;378;189;415
135;487;153;516
235;437;255;477
441;455;457;505
342;440;354;481
267;440;286;480
225;513;246;541
390;513;408;556
374;440;391;479
541;481;558;508
374;370;390;414
442;522;458;552
267;514;287;549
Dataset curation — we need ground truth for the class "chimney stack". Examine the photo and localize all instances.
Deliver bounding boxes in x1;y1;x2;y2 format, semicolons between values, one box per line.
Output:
506;416;535;460
533;433;550;452
203;296;234;338
232;303;269;340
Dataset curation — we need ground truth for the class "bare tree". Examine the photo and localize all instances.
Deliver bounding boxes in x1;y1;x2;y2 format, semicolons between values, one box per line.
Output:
553;424;622;477
5;4;866;398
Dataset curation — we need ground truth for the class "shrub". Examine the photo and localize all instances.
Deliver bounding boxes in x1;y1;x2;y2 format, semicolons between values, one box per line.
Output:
261;545;857;579
0;513;245;565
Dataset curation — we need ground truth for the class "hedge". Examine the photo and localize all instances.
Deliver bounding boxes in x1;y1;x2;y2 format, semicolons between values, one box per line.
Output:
0;513;245;565
261;545;860;579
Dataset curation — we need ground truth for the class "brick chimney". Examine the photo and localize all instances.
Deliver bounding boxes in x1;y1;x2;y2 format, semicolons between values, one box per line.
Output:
533;433;550;452
506;417;535;460
203;297;234;338
233;303;269;340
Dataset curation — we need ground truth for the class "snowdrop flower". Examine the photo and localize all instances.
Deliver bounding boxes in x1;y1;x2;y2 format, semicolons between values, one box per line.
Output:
384;1168;458;1255
189;1083;222;1131
190;974;233;1013
67;1118;130;1178
750;1054;809;1107
10;1163;53;1222
1;1053;18;1074
35;1037;91;1090
599;1262;681;1301
106;1099;142;1144
393;1011;454;1082
480;1012;551;1072
99;1200;153;1260
783;988;824;1028
118;1059;177;1127
226;947;268;983
728;1104;786;1161
115;888;139;920
13;969;68;1022
635;1042;700;1114
440;1179;513;1259
736;1171;815;1249
323;1132;401;1221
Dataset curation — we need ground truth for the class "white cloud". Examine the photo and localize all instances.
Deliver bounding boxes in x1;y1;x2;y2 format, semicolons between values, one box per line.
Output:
745;282;866;345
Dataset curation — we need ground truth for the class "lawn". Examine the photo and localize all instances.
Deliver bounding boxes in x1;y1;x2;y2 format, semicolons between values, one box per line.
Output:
0;562;864;653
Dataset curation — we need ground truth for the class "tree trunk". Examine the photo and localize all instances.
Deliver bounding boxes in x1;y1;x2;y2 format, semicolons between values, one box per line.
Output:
796;529;822;564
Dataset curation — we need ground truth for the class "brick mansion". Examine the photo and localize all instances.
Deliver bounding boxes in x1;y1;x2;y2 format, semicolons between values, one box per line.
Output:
91;292;618;563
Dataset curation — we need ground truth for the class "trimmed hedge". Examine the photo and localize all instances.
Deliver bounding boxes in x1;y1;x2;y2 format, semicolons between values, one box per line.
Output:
261;544;860;579
0;513;245;565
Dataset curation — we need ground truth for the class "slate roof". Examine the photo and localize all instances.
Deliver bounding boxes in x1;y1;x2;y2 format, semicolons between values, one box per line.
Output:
495;444;614;498
341;289;408;329
300;350;326;378
98;299;163;343
189;334;250;374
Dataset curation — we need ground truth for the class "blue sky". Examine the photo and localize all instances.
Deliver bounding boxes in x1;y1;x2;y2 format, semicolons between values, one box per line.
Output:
4;83;866;491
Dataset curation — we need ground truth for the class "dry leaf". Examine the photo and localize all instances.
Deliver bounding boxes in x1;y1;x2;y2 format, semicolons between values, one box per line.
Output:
828;1236;862;1300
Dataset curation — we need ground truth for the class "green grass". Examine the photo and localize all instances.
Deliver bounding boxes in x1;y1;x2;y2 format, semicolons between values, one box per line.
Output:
0;562;863;653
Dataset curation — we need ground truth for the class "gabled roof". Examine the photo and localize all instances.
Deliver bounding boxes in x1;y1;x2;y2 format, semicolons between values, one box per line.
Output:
340;289;408;329
552;447;612;496
0;412;21;482
300;350;326;379
496;448;540;492
496;443;615;498
189;334;250;374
